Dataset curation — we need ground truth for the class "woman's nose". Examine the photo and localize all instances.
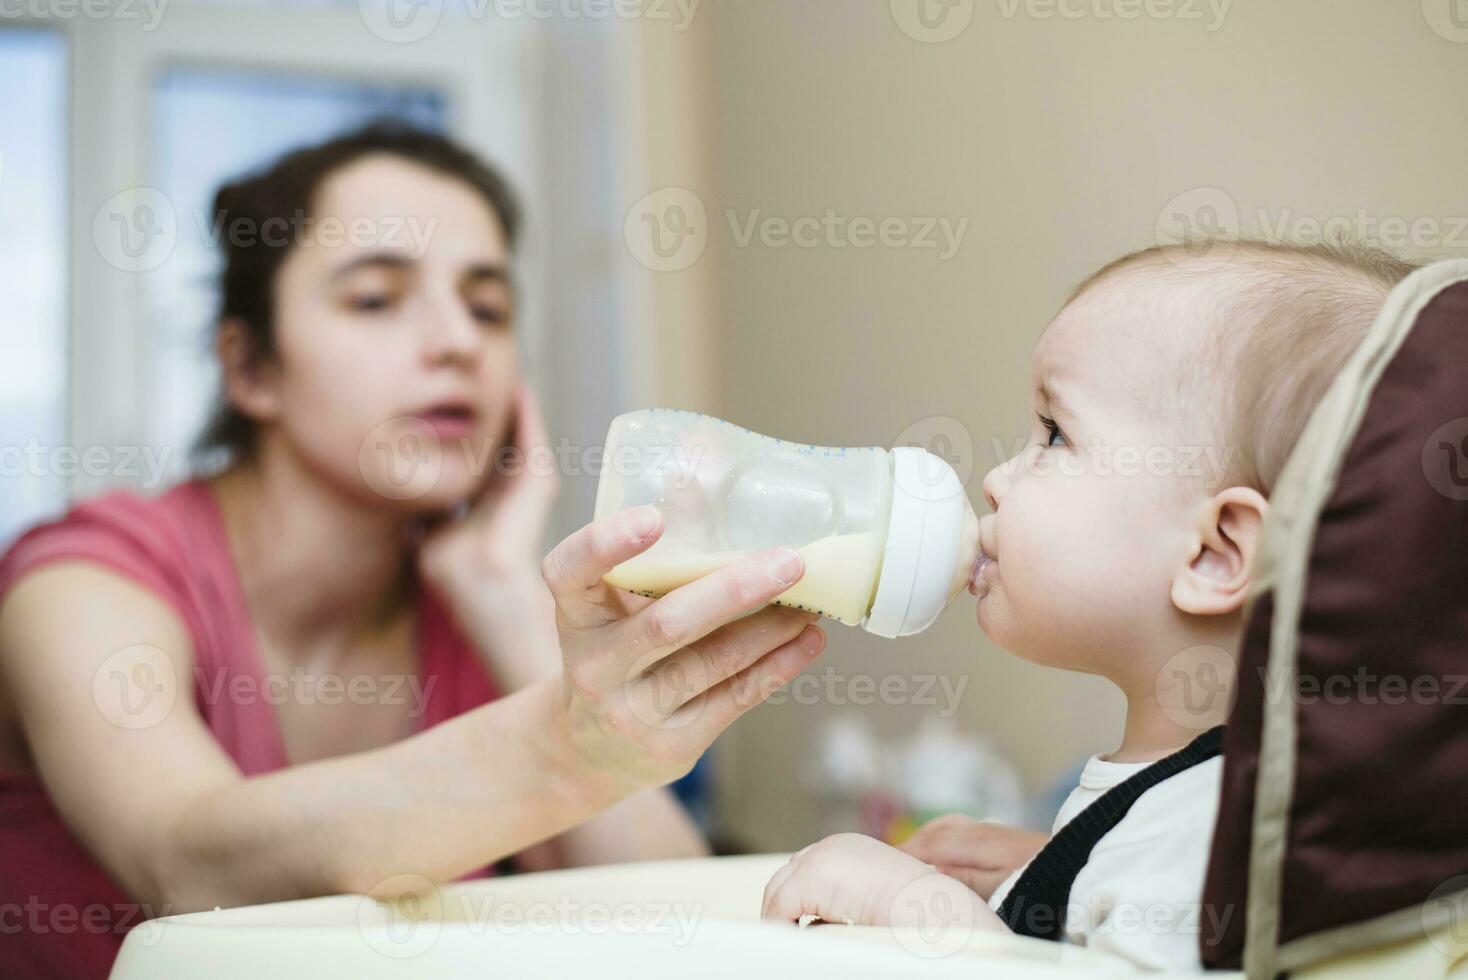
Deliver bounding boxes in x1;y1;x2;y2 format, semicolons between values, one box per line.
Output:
421;300;481;365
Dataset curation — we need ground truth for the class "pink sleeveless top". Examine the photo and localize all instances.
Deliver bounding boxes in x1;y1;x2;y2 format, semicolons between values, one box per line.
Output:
0;481;502;979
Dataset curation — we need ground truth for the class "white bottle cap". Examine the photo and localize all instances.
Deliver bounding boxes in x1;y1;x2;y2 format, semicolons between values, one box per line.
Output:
864;447;971;638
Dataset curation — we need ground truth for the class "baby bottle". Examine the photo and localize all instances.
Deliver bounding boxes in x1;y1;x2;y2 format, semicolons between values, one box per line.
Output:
593;409;981;637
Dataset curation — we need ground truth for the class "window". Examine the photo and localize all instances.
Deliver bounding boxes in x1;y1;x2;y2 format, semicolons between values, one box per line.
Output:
0;29;68;544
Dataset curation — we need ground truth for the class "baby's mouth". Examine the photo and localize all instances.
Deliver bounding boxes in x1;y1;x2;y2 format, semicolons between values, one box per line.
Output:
968;520;997;597
968;551;995;597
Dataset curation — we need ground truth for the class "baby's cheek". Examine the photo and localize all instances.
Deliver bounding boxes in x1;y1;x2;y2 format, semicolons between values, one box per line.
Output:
1008;473;1116;578
997;474;1145;644
990;493;1076;622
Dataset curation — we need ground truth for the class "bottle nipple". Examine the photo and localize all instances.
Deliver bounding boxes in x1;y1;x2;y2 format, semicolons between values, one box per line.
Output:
947;494;982;600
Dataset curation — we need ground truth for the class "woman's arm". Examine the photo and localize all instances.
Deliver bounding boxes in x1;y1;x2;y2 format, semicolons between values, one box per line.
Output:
438;547;711;868
0;564;620;911
0;509;822;914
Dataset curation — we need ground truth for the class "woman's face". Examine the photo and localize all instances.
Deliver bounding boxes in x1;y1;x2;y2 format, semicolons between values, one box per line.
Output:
246;153;518;511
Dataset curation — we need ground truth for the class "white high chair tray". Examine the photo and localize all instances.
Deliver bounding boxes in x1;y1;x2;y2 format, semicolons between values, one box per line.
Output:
111;854;1193;979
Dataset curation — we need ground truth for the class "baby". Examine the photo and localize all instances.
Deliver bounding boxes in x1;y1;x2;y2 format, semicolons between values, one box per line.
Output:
761;239;1420;970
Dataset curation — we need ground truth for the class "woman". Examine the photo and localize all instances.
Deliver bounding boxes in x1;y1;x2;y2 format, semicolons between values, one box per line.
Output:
0;123;828;978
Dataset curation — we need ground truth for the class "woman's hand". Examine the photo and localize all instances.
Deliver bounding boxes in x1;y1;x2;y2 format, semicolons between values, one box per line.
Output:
898;814;1049;901
762;833;1002;934
418;382;562;691
539;504;827;795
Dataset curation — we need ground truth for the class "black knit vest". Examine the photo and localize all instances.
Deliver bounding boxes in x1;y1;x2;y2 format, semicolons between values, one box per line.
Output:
996;726;1225;941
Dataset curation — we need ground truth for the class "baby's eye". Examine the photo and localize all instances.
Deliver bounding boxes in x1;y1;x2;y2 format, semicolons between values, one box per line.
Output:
1037;413;1067;448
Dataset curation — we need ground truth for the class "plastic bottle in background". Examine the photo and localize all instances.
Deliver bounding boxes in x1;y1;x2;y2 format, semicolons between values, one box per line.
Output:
807;714;1028;843
896;717;1026;833
594;409;982;637
806;715;886;838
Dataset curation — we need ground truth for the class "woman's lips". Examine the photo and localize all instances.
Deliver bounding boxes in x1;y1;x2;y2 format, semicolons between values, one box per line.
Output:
419;403;478;440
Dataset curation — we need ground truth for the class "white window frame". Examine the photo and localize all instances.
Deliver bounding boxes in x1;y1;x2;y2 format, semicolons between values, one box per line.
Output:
5;1;557;497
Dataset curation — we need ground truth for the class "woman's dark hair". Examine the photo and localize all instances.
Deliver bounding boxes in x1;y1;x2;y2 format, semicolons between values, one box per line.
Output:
195;119;522;464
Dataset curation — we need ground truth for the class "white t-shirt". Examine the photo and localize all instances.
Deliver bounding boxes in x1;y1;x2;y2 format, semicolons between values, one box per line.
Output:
988;752;1224;972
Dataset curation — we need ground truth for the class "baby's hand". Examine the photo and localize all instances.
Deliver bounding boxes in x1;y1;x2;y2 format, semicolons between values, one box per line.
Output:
761;833;1001;934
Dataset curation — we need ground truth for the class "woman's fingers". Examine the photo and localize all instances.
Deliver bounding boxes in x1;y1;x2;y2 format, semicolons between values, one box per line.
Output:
677;622;826;740
633;605;818;718
481;383;559;538
568;544;808;695
541;506;666;627
545;516;822;789
621;546;805;657
446;382;559;569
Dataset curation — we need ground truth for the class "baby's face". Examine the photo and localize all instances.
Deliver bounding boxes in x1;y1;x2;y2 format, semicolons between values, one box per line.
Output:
974;275;1221;676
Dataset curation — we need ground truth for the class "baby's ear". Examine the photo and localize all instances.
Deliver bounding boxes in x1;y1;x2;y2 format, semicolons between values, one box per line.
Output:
1171;487;1270;617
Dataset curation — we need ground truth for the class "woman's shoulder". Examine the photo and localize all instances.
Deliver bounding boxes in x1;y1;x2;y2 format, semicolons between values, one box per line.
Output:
0;479;228;626
5;477;212;550
66;478;216;529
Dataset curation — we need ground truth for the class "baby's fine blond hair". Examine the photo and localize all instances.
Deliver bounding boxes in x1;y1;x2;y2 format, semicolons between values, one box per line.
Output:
1069;239;1421;495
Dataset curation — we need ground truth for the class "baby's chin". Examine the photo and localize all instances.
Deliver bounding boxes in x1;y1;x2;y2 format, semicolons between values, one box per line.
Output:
974;587;1090;671
973;586;1009;645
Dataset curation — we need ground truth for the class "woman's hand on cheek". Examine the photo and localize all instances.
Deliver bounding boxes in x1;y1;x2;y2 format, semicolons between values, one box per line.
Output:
418;382;562;690
762;833;999;933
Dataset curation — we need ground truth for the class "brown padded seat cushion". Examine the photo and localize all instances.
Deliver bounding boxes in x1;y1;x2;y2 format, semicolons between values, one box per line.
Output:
1202;268;1468;972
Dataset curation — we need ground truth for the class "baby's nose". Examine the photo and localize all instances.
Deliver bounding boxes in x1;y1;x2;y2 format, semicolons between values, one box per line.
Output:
981;464;1003;511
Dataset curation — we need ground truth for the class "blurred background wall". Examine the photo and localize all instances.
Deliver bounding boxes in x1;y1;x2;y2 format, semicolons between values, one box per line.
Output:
659;0;1468;851
3;0;1467;854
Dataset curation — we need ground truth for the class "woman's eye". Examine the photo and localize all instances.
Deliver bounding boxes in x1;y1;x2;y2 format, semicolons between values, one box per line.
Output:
1037;413;1067;448
348;293;394;314
469;304;510;327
